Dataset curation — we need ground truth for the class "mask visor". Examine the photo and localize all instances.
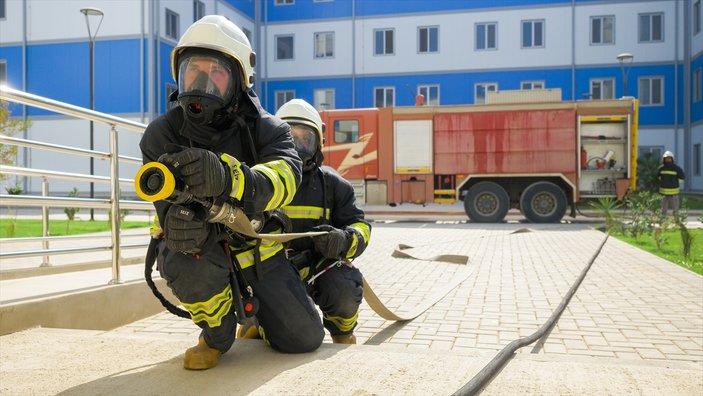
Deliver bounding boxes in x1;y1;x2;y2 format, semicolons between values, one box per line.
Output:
178;55;233;101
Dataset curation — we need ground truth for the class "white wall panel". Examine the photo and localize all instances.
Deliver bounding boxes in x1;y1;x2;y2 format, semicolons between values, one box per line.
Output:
574;1;676;65
0;0;26;44
264;21;352;79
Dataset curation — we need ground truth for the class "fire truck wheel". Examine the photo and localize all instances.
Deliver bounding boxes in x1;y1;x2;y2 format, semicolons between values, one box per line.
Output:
464;182;509;223
520;181;567;223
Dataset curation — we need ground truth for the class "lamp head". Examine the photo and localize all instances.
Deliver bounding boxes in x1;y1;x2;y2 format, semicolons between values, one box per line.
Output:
616;52;634;63
80;7;104;16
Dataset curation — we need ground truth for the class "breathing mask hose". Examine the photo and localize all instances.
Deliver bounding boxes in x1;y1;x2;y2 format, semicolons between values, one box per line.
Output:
144;236;190;319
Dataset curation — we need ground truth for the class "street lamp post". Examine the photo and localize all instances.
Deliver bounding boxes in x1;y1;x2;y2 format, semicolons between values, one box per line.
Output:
616;52;634;97
80;7;104;221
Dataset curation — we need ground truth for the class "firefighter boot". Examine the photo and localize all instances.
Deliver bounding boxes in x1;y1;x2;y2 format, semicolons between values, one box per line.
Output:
236;317;261;339
331;334;357;344
183;336;221;370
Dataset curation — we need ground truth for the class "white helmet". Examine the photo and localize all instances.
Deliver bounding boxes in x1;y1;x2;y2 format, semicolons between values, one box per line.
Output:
275;99;325;150
171;15;256;90
663;150;674;160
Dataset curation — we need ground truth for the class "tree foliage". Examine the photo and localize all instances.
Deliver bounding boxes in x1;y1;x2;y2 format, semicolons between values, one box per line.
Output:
0;100;31;181
636;152;661;193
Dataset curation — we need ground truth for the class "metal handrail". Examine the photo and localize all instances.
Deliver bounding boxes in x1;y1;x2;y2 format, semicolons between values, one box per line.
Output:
0;85;150;284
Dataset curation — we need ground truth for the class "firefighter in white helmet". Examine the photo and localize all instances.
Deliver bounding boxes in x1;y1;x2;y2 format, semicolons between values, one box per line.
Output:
239;99;371;344
139;16;323;370
657;151;685;217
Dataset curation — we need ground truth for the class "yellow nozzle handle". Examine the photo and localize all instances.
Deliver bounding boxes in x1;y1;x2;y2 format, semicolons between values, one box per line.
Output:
135;162;176;202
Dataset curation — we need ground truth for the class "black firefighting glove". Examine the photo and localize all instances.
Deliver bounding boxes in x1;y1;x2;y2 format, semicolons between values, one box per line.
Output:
158;145;231;199
311;225;350;259
163;204;211;255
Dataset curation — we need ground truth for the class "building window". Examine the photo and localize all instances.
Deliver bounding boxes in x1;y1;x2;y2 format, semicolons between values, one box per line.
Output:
275;90;295;112
276;35;294;60
590;79;615;99
591;16;614;44
0;0;5;19
0;61;6;83
275;0;294;5
695;68;702;103
639;13;663;42
334;120;359;143
374;29;394;55
475;83;497;104
521;20;544;48
418;26;439;53
166;9;180;40
521;81;544;90
374;87;395;107
695;144;701;176
476;22;497;50
418;85;440;105
193;1;205;22
695;0;701;34
314;89;335;110
166;83;178;110
638;76;664;106
314;32;334;58
639;146;664;159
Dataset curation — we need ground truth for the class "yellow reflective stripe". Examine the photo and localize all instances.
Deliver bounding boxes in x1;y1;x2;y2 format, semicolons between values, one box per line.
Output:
220;154;245;201
281;205;329;220
251;164;284;210
350;222;371;243
323;311;359;333
181;284;233;328
234;239;284;269
298;267;310;280
150;215;162;237
659;187;679;195
346;233;359;258
266;159;297;206
660;170;677;176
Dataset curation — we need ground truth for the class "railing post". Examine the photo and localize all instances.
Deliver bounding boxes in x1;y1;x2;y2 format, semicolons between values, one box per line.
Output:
40;176;51;267
108;124;121;285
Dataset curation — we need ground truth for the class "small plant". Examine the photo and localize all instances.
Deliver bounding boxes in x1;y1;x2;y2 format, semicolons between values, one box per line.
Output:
589;196;624;234
636;153;661;193
676;220;694;259
652;217;671;250
64;188;80;233
626;191;659;241
3;182;22;238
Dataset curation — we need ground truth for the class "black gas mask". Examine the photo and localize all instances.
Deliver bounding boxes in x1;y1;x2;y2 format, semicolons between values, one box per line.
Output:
176;49;240;126
290;124;321;172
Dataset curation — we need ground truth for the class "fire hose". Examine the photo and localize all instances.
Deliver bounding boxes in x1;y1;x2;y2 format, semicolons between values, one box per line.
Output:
135;161;471;324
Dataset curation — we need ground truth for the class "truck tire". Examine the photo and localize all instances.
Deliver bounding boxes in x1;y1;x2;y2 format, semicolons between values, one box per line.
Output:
520;181;567;223
464;182;510;223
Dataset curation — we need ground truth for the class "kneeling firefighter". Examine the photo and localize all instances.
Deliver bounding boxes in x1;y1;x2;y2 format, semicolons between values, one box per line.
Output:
268;99;371;344
139;16;323;370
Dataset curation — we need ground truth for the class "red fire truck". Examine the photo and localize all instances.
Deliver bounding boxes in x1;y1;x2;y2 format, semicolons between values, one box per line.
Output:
319;91;639;223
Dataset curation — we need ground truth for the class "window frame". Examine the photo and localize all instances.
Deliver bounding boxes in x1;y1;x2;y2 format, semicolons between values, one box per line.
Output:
590;15;615;45
374;86;395;108
275;34;295;61
334;120;360;144
589;78;615;100
475;22;498;51
417;84;440;106
475;82;498;104
638;12;664;43
695;0;701;35
193;0;205;22
275;0;294;5
418;26;439;54
638;146;665;160
275;90;295;112
521;19;545;49
165;9;180;41
374;28;395;56
0;0;6;20
314;88;335;110
521;81;545;90
638;76;665;106
314;31;335;59
695;68;702;103
694;143;701;176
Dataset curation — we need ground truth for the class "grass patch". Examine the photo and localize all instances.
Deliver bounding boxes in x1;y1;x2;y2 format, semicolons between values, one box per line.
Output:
682;194;703;210
613;228;703;275
0;219;151;238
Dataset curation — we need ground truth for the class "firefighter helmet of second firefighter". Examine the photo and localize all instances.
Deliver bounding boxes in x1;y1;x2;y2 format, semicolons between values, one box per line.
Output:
663;150;674;160
276;99;325;151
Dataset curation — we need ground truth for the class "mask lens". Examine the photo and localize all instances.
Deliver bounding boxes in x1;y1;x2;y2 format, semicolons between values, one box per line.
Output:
178;56;233;100
291;125;318;156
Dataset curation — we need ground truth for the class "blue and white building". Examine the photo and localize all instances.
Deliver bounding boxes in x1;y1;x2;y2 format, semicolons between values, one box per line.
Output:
1;0;701;193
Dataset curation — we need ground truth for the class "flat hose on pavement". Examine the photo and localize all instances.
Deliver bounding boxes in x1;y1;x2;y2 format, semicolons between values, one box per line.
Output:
452;233;610;396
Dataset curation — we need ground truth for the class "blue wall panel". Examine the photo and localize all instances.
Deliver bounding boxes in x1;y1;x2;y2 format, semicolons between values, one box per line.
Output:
265;0;352;22
24;40;141;116
226;0;255;19
693;54;703;124
264;77;353;111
